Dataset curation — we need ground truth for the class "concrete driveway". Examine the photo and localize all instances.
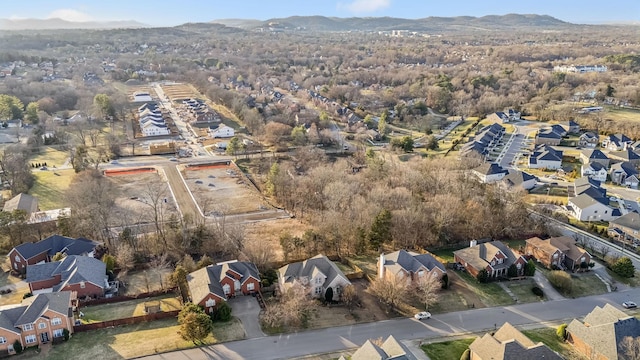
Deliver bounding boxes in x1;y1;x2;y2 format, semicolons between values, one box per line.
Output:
229;295;265;339
533;270;564;301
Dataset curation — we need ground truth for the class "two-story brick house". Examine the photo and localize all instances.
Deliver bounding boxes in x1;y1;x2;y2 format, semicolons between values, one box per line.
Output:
187;260;260;314
8;235;100;275
26;256;107;298
378;250;446;284
525;236;591;271
0;291;76;355
453;240;528;279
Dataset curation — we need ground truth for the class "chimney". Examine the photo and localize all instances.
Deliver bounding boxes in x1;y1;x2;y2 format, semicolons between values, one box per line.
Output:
379;254;385;279
470;240;478;248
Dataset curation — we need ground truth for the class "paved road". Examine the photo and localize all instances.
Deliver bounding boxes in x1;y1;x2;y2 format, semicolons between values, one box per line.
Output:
141;289;640;360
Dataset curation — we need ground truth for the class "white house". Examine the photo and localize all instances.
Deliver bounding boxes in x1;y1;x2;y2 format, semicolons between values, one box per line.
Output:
140;121;170;137
209;124;235;138
529;145;563;170
568;194;616;222
501;170;537;191
581;162;608;182
472;163;508;183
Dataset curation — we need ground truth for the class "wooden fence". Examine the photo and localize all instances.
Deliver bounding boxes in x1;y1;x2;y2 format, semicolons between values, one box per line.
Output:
79;288;177;307
73;310;180;332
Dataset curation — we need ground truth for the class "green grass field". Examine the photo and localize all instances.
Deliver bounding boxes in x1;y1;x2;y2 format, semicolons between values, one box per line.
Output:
605;107;640;122
28;169;75;210
421;338;474;360
28;146;69;168
27;317;245;360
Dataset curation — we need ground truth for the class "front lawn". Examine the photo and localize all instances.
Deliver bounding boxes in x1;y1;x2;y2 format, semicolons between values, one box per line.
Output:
568;273;609;297
29;169;75;210
505;278;546;303
421;338;474;360
522;327;587;359
25;317;245;360
455;271;513;306
79;294;182;323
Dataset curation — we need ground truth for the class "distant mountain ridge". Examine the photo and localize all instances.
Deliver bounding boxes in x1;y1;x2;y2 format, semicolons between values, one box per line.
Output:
212;14;571;32
0;18;147;30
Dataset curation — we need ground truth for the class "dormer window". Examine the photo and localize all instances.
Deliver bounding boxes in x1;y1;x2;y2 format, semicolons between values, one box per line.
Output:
23;324;33;331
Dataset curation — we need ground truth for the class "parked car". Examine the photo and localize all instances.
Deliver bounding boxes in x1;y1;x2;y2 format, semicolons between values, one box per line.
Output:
414;311;432;320
623;301;637;309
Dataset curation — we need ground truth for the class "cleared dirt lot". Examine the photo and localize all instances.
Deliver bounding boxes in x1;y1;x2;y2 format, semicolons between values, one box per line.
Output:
160;83;200;101
105;168;178;226
181;162;274;216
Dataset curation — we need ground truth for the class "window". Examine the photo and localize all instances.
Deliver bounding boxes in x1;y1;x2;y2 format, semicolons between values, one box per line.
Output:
247;282;255;291
517;263;522;269
314;287;322;295
53;329;64;338
581;256;585;262
14;255;19;262
0;337;6;344
23;324;33;331
553;253;558;258
223;284;230;295
80;281;86;289
594;210;598;214
25;335;36;344
13;263;17;270
51;318;62;326
38;323;46;329
205;299;216;308
418;270;424;277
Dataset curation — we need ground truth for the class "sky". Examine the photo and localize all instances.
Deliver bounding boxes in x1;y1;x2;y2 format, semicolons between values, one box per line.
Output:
4;0;640;26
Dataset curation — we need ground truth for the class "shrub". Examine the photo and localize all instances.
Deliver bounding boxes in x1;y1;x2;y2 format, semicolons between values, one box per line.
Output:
476;269;489;283
22;293;33;299
612;257;635;278
524;259;536;276
507;264;518;277
531;287;544;297
441;273;449;289
212;301;232;322
63;328;70;341
460;348;470;360
547;271;572;294
556;323;568;340
13;340;22;354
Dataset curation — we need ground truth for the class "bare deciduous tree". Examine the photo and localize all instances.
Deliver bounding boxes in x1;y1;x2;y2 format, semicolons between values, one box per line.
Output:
261;282;314;329
242;237;276;272
414;274;442;311
115;242;135;271
369;275;409;313
620;336;640;360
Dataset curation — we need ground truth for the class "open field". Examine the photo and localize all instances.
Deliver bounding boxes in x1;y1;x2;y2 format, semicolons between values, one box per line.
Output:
181;163;273;216
106;169;178;227
421;338;474;360
602;107;640;122
126;85;158;101
27;317;245;360
160;83;201;101
80;294;181;323
243;219;314;261
29;169;75;210
28;146;69;168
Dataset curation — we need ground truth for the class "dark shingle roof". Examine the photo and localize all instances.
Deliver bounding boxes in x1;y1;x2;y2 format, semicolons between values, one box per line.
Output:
469;323;562;360
609;149;640;161
26;255;107;291
582;149;609;160
187;261;260;304
474;163;508;176
454;241;521;272
610;211;640;231
610;161;639;176
279;254;350;288
502;170;536;188
13;235;100;260
383;250;446;276
14;292;72;326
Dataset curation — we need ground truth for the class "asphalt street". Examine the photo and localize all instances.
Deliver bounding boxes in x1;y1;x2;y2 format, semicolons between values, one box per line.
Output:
141;288;640;360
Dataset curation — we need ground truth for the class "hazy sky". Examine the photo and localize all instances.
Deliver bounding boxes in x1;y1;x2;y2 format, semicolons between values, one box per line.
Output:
5;0;640;26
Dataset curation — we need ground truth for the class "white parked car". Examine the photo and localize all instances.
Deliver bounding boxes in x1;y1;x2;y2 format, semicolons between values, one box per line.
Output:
414;311;431;320
623;301;637;309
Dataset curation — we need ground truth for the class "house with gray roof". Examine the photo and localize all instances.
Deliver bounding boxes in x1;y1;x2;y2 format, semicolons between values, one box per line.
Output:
535;126;564;146
26;255;107;299
501;170;537;191
580;149;610;168
339;335;417;360
610;162;640;188
602;133;632;151
469;322;562;360
472;163;508;183
187;260;260;314
608;149;640;166
581;162;608;182
378;250;446;285
528;144;562;170
453;240;527;279
609;211;640;247
567;303;640;360
2;193;38;215
0;291;76;355
560;120;580;134
278;254;351;301
9;235;101;275
578;132;599;148
567;193;618;222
